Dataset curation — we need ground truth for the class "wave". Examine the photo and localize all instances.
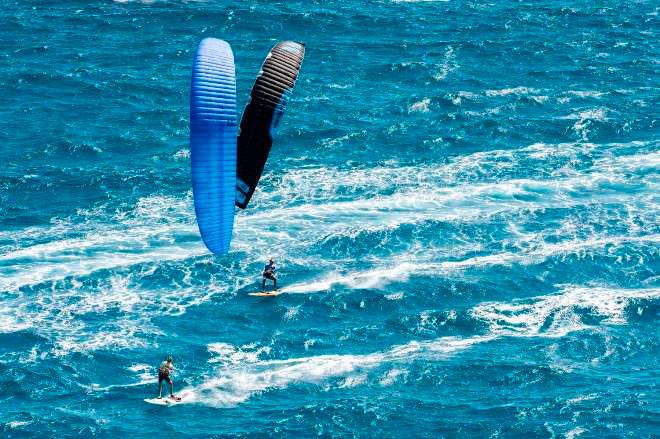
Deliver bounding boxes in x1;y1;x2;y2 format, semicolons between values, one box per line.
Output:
392;0;451;3
5;226;652;356
0;305;32;334
5;221;653;356
560;108;610;141
0;143;655;356
0;195;204;293
179;285;658;407
408;97;431;113
86;364;157;393
485;86;541;97
0;271;231;358
564;90;606;99
281;233;659;294
434;46;457;81
182;335;491;407
250;140;658;209
471;286;660;337
1;145;657;293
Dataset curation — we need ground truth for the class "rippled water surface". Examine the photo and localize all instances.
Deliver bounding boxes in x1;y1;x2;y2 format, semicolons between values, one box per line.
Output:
1;1;659;437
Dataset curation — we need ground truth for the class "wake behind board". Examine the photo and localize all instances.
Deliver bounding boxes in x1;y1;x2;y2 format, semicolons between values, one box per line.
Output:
248;290;283;297
144;395;183;406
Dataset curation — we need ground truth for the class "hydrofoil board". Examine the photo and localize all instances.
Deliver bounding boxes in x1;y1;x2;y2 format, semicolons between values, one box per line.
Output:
144;395;183;406
248;290;283;297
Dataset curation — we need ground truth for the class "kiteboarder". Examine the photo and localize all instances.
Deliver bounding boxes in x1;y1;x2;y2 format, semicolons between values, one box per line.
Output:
158;356;180;400
262;258;277;291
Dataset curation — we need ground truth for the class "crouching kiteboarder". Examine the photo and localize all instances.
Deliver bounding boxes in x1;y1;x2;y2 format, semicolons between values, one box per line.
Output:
158;356;181;401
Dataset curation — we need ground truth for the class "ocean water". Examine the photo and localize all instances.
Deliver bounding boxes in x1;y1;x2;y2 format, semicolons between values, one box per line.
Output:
1;0;659;437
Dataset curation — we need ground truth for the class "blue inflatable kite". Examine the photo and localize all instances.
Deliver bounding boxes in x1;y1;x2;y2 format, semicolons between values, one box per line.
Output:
190;38;237;254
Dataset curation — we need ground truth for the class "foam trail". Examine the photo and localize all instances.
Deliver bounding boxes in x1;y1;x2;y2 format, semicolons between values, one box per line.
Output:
250;142;659;210
0;241;204;293
10;228;653;355
0;195;204;292
281;234;659;293
0;147;656;292
183;335;492;407
180;285;658;407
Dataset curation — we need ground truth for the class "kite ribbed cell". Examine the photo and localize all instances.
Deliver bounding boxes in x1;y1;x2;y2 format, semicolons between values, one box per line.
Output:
190;38;237;254
235;41;306;209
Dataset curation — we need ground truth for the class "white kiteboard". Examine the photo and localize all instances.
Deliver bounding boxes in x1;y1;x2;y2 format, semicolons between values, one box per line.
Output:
144;395;183;406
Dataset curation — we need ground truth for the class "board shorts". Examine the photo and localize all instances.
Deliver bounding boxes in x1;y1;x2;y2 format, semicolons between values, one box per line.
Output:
158;371;172;385
263;273;276;281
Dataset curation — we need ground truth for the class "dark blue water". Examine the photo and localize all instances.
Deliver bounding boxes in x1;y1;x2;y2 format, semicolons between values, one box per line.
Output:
1;1;658;437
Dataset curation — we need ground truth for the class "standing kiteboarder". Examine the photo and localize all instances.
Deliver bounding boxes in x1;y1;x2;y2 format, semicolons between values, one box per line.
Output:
262;258;277;291
157;356;181;401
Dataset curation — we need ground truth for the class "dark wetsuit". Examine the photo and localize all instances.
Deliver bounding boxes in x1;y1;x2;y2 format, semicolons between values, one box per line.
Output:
262;262;276;290
158;361;173;385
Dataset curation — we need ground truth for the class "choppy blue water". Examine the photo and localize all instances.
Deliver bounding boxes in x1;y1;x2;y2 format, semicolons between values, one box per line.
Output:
1;0;659;437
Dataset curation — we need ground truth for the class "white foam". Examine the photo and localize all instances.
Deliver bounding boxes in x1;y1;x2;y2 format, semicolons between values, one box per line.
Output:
179;335;490;407
128;363;155;385
530;95;549;104
88;364;159;392
0;305;32;333
279;234;659;294
326;83;352;89
447;90;479;105
393;0;450;3
207;342;271;365
318;131;365;149
564;90;605;99
378;368;408;386
563;393;599;408
566;427;587;439
561;108;609;141
1;142;656;356
0;159;655;331
180;285;656;406
485;86;541;97
113;0;157;3
2;141;656;274
255;141;657;210
408;97;431;113
128;363;151;372
434;46;457;81
303;339;318;351
283;306;301;320
471;286;660;337
339;374;368;388
51;322;150;357
172;149;190;160
1;271;229;357
6;421;33;429
0;194;203;292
